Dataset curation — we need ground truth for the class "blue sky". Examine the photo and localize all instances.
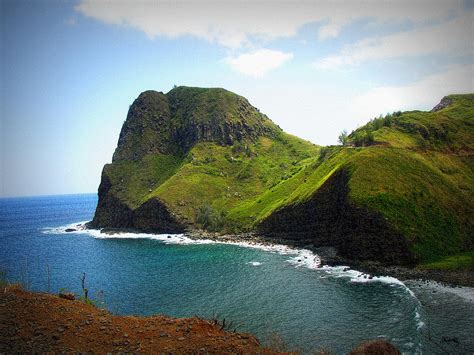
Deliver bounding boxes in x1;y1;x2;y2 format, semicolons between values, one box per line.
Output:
1;0;472;197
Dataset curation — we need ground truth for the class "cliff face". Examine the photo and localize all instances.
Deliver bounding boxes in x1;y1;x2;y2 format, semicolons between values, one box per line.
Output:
90;86;283;231
258;169;415;265
90;158;185;232
112;88;278;161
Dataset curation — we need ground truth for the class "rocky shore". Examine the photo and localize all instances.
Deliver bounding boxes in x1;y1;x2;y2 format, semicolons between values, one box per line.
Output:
183;230;474;288
89;224;474;288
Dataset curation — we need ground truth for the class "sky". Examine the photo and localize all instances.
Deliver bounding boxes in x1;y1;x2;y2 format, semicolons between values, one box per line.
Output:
1;0;473;197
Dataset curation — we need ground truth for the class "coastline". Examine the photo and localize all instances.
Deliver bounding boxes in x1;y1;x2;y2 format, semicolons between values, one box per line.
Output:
92;225;474;288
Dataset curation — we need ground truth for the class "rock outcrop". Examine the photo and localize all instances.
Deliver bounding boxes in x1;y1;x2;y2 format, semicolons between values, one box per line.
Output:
350;340;401;355
431;96;453;112
90;86;280;232
258;169;415;266
90;167;185;232
113;88;278;161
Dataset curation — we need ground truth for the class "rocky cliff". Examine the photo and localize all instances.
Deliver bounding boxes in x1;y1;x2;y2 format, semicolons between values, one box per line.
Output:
90;86;283;232
90;89;474;269
258;169;415;265
112;88;278;161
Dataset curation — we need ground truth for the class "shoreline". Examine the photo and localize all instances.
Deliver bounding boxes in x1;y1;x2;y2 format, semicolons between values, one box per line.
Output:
76;224;474;288
189;230;474;288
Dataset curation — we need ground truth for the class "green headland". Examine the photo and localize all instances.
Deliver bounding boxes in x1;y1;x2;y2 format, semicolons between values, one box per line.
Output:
90;87;473;271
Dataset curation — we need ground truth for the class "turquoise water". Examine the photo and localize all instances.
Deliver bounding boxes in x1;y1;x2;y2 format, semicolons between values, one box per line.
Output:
1;193;473;353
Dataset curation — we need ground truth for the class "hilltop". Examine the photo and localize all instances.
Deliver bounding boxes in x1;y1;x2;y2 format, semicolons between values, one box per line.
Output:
0;286;278;354
90;86;318;233
90;88;473;271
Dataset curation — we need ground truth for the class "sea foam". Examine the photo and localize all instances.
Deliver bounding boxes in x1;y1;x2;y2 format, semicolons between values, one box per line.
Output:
42;221;427;294
42;220;427;341
42;221;323;266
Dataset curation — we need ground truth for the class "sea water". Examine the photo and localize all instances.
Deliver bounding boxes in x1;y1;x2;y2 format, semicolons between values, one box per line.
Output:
1;194;473;354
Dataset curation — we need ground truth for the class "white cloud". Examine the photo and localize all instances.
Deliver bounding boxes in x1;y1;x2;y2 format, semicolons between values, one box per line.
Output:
231;64;472;146
318;22;342;40
225;49;293;77
314;13;473;70
352;64;473;123
75;0;465;48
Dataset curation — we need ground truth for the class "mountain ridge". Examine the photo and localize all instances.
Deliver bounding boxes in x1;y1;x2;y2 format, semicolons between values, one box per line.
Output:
90;88;474;270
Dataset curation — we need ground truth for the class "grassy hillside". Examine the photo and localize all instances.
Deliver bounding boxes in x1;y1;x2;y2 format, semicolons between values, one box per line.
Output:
93;89;473;269
251;94;473;267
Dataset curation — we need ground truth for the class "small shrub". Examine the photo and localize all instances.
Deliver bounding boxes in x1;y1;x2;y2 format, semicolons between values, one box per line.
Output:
196;204;226;231
203;156;215;164
338;130;348;146
318;146;332;161
352;130;374;147
209;311;242;332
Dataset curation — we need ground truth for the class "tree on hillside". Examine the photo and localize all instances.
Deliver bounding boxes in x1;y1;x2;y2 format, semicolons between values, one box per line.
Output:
338;130;348;146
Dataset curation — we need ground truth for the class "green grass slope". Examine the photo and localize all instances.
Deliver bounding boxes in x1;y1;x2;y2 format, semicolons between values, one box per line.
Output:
93;90;473;268
254;94;473;267
92;86;319;230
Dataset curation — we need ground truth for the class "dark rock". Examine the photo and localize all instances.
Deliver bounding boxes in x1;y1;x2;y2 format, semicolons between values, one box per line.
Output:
258;169;415;266
132;198;185;233
58;292;75;301
88;172;134;229
65;228;76;233
112;89;278;161
431;96;453;112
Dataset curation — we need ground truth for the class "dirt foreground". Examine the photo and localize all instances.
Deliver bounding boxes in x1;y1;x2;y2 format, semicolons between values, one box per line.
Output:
0;286;280;354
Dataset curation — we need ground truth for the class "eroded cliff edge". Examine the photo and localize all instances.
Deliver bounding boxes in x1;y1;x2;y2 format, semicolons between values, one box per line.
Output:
257;169;415;266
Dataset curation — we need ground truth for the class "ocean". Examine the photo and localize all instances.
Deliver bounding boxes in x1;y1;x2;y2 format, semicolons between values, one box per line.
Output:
1;193;473;353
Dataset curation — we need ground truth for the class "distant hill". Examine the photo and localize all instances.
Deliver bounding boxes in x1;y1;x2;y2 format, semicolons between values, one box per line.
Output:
90;88;474;269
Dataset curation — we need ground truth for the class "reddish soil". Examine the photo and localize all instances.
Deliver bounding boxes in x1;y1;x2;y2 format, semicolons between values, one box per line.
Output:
0;286;281;354
350;339;401;355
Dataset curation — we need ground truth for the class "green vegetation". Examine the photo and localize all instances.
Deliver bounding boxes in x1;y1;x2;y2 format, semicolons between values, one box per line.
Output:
97;89;473;269
349;94;474;151
196;204;227;231
103;153;184;208
338;130;348;146
148;132;319;232
419;251;474;270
